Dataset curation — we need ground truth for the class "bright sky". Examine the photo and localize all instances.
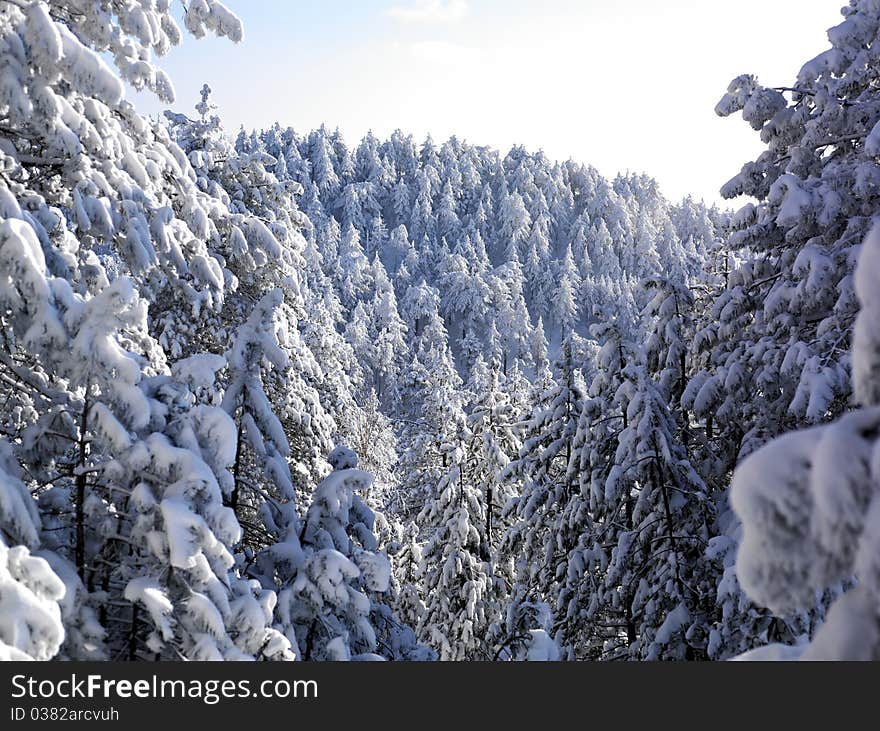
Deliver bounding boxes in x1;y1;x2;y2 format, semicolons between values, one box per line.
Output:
132;0;844;207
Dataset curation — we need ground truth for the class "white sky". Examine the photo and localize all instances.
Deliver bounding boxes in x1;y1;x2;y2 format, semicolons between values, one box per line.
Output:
132;0;846;206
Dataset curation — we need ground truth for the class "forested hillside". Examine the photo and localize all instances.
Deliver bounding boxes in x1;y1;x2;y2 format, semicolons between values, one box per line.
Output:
2;0;880;662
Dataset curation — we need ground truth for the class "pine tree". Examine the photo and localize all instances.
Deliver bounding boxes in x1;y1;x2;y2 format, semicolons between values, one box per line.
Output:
0;440;66;660
221;289;297;539
553;244;581;333
500;338;584;635
396;340;465;525
587;365;715;660
465;357;522;552
387;522;426;635
704;0;880;456
417;425;501;660
728;222;880;660
262;446;414;660
498;191;532;263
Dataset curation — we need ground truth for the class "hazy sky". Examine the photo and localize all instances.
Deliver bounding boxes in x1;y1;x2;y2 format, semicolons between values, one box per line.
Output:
132;0;845;206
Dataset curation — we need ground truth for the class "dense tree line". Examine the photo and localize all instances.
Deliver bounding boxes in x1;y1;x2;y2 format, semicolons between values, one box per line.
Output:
2;0;880;661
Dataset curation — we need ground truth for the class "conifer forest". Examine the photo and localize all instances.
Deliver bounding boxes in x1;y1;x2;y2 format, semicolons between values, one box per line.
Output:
3;0;880;662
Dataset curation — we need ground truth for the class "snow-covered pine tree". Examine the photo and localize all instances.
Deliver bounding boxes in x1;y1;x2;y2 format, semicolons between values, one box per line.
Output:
729;222;880;660
689;0;880;659
704;0;880;457
553;243;581;334
587;364;715;660
264;445;419;660
499;337;585;635
344;389;398;512
417;421;502;661
0;440;65;660
395;338;466;524
464;357;522;552
494;591;560;661
221;289;297;540
366;263;409;411
642;275;694;406
387;521;426;634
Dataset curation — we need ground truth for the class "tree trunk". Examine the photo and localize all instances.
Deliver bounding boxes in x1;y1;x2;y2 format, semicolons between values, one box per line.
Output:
625;599;636;648
303;619;317;661
485;485;493;546
128;604;139;661
74;393;90;582
228;409;245;513
654;455;685;598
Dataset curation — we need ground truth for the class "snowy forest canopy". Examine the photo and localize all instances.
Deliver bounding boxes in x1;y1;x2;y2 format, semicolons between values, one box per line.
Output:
2;0;880;661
